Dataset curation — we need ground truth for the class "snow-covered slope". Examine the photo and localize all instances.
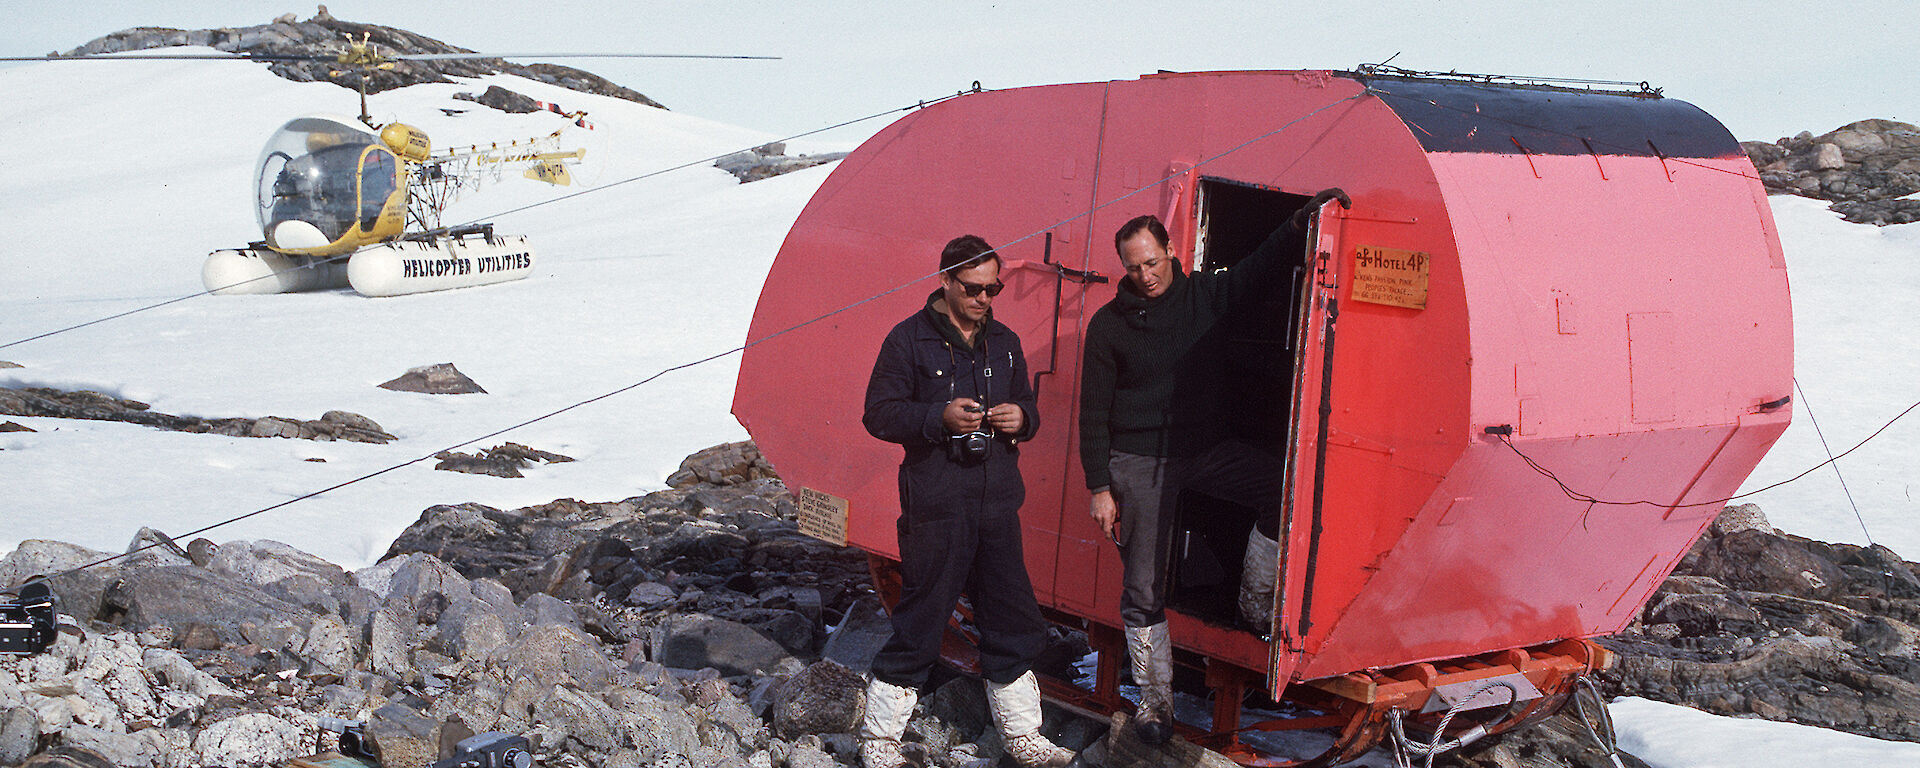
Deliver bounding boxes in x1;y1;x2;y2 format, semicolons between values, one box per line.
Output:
3;51;1918;766
0;51;824;567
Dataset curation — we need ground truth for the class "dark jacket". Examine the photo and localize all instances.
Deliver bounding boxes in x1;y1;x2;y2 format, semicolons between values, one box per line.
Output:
1078;219;1305;490
864;292;1040;518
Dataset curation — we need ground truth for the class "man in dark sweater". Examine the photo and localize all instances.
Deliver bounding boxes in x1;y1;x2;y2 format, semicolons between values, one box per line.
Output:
1079;188;1349;743
859;235;1073;768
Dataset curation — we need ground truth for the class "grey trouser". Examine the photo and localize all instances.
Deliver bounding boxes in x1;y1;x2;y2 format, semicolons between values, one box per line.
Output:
1109;451;1178;628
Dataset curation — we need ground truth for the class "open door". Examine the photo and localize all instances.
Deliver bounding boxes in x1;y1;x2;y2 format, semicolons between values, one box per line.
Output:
1270;196;1348;696
1160;179;1311;626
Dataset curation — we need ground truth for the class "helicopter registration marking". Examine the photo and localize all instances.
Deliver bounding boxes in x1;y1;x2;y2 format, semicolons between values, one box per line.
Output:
796;488;850;547
1351;245;1431;310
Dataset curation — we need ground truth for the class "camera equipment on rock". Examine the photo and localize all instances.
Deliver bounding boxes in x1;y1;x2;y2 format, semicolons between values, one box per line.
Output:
0;581;57;656
430;732;534;768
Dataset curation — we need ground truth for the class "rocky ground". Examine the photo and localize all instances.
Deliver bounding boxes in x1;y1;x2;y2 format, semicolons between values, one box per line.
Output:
57;9;667;109
4;443;1916;768
1742;119;1920;225
0;387;394;445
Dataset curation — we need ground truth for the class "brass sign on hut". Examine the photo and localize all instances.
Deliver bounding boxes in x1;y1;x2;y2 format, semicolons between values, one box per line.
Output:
796;487;850;546
1351;245;1432;310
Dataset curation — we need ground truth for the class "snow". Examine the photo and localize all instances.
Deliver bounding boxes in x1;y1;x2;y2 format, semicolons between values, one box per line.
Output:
3;51;1918;764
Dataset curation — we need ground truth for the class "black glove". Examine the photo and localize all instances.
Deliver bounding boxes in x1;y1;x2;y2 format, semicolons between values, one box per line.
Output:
1290;187;1352;228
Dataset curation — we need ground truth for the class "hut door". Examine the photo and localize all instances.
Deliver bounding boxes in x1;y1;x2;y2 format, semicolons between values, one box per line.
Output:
1273;198;1348;678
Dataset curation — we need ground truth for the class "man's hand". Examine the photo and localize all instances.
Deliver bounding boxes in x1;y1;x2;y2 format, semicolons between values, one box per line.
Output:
1089;490;1119;542
943;398;985;434
1290;187;1352;228
985;403;1024;435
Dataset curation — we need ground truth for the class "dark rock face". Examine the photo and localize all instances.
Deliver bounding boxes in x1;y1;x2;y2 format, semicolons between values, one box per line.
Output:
1742;119;1920;225
1601;504;1920;742
0;387;394;443
61;13;667;109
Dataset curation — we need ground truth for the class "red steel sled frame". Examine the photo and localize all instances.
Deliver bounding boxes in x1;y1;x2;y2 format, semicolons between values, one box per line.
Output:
870;553;1609;767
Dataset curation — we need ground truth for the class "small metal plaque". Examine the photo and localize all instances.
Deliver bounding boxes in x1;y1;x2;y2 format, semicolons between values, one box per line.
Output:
796;487;850;546
1420;672;1543;714
1351;245;1432;310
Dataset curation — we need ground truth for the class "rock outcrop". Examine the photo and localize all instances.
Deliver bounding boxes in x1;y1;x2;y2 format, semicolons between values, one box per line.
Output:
1601;504;1920;742
58;10;666;109
0;387;393;444
7;442;1913;767
1742;119;1920;225
714;144;849;184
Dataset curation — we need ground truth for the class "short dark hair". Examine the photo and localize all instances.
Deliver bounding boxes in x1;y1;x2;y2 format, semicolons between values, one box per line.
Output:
940;234;1000;273
1114;214;1170;254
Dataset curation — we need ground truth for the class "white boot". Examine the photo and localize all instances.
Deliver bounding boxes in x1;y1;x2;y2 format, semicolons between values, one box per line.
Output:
858;676;917;768
984;671;1074;768
1238;528;1280;634
1124;622;1175;745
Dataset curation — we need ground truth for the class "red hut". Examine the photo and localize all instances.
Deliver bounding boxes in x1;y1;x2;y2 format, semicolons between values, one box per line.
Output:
734;68;1792;763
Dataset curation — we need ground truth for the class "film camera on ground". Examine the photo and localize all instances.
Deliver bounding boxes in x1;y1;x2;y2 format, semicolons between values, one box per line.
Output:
0;581;57;656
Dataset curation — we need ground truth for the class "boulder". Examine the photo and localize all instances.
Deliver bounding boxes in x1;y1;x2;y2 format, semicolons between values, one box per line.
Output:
378;363;487;395
191;713;305;767
433;443;574;478
666;441;779;488
97;566;310;643
56;727;161;768
365;703;438;768
494;624;617;691
0;706;40;766
656;614;800;677
208;539;348;587
769;660;865;739
17;746;116;768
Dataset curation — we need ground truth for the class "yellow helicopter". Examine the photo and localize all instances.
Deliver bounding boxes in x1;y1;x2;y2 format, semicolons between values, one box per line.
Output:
6;32;774;297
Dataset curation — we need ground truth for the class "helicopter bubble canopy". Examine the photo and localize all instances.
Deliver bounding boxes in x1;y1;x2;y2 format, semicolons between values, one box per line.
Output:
255;115;405;256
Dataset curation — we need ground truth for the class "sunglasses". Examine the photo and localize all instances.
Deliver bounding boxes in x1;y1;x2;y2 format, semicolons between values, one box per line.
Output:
955;279;1005;297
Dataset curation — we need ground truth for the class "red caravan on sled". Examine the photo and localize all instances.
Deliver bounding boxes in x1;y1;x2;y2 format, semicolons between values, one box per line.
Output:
734;68;1791;763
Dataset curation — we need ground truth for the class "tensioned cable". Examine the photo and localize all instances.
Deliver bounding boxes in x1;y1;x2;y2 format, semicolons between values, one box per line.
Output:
9;89;1373;590
1498;394;1920;509
1795;377;1875;545
0;91;970;354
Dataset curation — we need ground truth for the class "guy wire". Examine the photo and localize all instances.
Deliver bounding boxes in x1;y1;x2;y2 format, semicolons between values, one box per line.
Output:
1795;378;1874;546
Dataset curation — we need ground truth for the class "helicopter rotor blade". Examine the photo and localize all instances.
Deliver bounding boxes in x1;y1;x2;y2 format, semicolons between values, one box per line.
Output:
390;52;780;61
0;53;326;62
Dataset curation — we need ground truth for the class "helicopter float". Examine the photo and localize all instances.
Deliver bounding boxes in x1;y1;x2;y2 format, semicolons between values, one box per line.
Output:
7;31;774;298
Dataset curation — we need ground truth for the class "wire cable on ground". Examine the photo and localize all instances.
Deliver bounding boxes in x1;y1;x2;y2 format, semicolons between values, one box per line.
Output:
1498;394;1920;509
8;89;1372;592
0;90;971;354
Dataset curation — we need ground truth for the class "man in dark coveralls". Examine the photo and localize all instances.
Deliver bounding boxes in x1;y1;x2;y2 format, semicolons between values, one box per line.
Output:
1080;188;1350;744
859;235;1074;768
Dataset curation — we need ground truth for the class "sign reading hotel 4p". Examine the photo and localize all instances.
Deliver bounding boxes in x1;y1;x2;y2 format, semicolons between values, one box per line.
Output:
796;487;850;546
1351;245;1432;310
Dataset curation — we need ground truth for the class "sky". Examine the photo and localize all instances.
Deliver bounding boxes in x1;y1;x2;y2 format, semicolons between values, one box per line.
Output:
4;0;1916;144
